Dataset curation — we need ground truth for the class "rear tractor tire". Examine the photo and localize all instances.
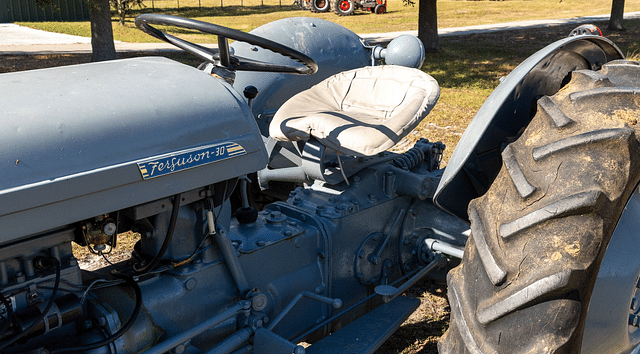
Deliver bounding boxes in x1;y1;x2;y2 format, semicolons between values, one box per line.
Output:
334;0;355;15
311;0;330;12
440;60;640;354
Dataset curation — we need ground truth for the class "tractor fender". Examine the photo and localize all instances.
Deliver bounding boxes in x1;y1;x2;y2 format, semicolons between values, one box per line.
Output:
434;35;624;221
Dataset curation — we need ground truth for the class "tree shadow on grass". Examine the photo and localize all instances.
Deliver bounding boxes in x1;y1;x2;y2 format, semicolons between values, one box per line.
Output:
425;19;640;90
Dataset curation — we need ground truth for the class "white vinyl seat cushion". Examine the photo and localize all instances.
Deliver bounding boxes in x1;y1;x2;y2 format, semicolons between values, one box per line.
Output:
269;65;440;156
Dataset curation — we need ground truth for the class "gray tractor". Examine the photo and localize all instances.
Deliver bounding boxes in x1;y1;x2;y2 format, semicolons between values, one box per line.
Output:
0;13;637;354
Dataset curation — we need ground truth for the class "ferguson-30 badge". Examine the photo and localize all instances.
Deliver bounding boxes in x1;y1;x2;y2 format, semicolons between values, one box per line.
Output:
137;142;246;179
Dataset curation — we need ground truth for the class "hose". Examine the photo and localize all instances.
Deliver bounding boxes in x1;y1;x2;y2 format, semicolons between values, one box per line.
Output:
0;257;61;351
135;193;182;273
0;290;18;339
49;275;142;354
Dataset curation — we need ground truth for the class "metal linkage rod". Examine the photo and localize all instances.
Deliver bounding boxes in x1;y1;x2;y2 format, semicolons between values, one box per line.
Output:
139;301;251;354
375;255;445;303
424;238;464;259
207;210;251;295
267;291;342;331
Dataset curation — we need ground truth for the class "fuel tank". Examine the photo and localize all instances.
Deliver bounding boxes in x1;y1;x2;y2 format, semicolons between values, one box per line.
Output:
0;57;267;244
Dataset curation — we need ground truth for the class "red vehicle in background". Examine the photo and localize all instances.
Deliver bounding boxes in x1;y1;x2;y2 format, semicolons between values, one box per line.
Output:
300;0;386;15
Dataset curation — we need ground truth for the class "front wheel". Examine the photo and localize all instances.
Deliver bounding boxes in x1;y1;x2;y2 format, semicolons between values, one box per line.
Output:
374;3;385;14
440;60;640;353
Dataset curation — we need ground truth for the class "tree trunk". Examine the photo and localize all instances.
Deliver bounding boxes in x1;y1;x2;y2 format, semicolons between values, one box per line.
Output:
608;0;625;31
418;0;439;53
90;0;117;62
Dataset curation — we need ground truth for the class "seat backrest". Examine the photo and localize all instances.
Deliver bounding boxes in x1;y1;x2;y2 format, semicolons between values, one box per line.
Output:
269;65;440;156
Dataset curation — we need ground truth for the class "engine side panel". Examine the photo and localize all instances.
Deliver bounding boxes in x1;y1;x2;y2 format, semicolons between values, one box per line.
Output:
0;57;267;243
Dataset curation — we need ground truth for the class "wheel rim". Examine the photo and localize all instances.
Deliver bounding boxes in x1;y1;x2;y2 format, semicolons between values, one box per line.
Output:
313;0;328;10
582;185;640;354
339;0;350;11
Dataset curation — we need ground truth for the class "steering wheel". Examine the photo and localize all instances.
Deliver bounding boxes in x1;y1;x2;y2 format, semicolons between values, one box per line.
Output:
134;14;318;75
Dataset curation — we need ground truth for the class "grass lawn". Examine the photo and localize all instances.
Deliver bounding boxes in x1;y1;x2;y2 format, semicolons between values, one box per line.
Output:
17;0;640;43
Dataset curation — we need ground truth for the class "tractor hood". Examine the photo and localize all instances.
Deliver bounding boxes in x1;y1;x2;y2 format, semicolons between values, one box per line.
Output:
0;57;267;243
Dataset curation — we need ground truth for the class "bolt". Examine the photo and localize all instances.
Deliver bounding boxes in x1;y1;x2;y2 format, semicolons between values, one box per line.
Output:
284;230;293;237
403;238;411;245
252;294;268;311
98;316;107;327
171;344;186;354
257;240;266;247
318;252;326;259
184;278;197;291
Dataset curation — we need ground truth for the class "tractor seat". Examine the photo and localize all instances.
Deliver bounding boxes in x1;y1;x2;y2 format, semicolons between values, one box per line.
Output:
269;65;440;156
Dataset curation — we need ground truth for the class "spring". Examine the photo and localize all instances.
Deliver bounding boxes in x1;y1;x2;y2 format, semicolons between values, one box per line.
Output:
393;138;445;171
